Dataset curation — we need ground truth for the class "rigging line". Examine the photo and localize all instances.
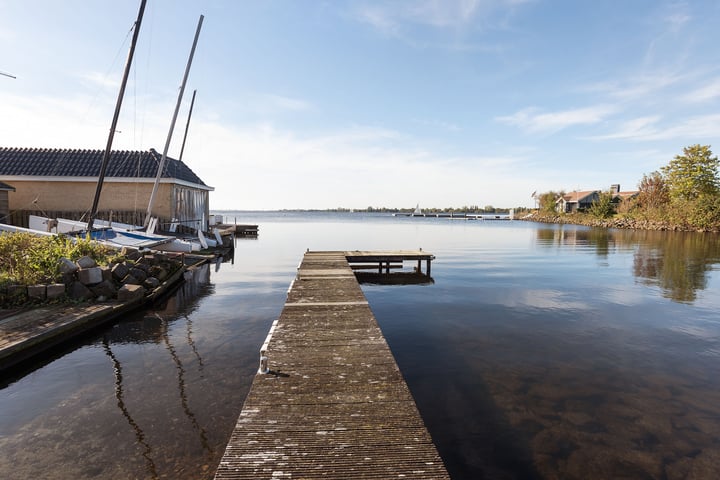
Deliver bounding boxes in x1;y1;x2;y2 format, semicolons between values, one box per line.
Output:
80;23;136;128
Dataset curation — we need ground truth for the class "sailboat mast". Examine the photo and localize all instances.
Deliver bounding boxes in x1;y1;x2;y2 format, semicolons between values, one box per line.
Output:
178;89;197;163
144;15;204;228
87;0;147;232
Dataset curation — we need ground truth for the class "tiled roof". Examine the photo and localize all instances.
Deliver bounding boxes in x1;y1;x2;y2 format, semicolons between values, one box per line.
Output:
558;190;597;203
0;181;15;191
0;147;207;187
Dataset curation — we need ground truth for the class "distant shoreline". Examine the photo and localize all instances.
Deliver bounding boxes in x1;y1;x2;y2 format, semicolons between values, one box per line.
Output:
521;212;719;233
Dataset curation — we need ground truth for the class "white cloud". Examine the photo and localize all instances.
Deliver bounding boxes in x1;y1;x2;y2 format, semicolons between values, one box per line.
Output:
587;116;662;141
251;93;313;113
77;71;122;90
496;105;617;134
180;115;530;209
355;0;533;48
682;78;720;103
583;72;685;101
590;114;720;142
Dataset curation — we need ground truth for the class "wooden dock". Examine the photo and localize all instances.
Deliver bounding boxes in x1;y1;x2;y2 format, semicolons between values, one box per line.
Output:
214;250;449;479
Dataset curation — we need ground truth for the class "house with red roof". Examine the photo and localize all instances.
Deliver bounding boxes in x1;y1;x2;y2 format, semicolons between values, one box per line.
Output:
555;184;639;213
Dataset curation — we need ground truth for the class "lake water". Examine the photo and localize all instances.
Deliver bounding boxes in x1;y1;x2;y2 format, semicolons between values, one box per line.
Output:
1;212;719;479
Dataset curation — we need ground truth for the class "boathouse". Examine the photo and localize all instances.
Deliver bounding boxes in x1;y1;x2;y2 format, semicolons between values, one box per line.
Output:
0;181;15;224
0;147;213;231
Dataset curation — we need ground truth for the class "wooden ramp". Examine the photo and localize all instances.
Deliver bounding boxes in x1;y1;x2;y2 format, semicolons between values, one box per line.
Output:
215;251;449;479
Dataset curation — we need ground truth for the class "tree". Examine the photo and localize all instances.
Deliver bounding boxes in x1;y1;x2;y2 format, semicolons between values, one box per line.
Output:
538;191;564;214
660;144;720;202
637;171;669;210
588;190;615;219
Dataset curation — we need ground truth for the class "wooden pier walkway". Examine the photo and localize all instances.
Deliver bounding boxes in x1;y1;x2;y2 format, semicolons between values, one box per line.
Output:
214;250;449;479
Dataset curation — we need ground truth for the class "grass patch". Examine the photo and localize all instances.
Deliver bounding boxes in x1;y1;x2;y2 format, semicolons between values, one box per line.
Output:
0;232;116;288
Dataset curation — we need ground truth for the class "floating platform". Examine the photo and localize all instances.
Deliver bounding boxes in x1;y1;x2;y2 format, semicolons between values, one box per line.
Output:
214;250;448;479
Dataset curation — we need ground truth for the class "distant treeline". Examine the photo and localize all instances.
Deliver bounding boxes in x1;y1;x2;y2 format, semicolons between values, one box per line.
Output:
324;206;533;214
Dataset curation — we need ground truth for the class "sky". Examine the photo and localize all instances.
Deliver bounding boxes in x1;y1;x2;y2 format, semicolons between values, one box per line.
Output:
1;0;720;210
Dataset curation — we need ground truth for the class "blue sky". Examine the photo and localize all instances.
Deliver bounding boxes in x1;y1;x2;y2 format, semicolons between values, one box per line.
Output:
2;0;720;210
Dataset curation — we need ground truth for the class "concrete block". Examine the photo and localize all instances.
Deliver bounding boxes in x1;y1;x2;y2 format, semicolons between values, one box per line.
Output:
90;279;118;299
59;257;79;275
78;267;103;285
27;285;47;301
117;284;145;302
76;256;97;269
111;262;129;281
46;284;66;299
68;281;94;301
129;267;147;283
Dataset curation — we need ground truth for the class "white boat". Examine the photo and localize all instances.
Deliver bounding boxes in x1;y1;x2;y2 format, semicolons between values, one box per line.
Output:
28;215;210;252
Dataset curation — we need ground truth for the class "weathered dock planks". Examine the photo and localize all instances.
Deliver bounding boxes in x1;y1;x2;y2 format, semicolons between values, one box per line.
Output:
214;251;449;479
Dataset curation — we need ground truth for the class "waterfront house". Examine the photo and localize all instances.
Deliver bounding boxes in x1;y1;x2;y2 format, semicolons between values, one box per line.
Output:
610;184;640;204
0;147;213;231
556;190;600;213
0;181;15;224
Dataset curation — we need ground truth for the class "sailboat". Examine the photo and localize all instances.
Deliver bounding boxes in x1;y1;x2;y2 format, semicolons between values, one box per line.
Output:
6;3;214;253
65;4;210;252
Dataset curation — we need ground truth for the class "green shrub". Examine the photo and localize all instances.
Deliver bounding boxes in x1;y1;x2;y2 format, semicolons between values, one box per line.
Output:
0;232;115;287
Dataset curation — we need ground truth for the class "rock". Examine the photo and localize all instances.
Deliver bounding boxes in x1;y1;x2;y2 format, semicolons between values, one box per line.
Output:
76;256;97;269
117;284;145;302
122;274;142;286
27;285;47;301
149;265;169;281
121;247;141;261
59;257;79;275
111;262;129;281
132;262;150;273
101;266;112;282
68;281;94;301
89;279;117;299
144;277;160;290
46;284;66;300
129;267;147;283
77;267;103;285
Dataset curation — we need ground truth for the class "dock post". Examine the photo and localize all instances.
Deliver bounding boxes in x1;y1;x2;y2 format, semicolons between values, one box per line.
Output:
427;259;432;276
258;350;269;374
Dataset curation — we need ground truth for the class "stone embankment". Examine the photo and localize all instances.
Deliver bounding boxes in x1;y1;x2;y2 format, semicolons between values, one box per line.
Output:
523;213;717;232
0;247;184;308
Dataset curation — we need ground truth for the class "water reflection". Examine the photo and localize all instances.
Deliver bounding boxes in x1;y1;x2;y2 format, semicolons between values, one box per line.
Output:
632;230;720;303
536;226;720;303
102;337;158;478
157;313;212;459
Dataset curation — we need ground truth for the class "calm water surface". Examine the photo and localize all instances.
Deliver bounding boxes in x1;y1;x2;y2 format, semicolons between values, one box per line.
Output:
1;212;719;479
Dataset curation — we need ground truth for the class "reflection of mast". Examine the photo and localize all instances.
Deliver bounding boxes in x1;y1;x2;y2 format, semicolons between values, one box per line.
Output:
102;337;158;479
160;318;212;456
185;314;205;373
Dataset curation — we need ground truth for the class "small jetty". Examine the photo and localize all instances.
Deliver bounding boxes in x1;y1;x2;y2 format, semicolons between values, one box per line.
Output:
394;211;512;220
214;250;449;479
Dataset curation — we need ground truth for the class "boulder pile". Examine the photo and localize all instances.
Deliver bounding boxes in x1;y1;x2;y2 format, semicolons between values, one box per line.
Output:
1;247;184;307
